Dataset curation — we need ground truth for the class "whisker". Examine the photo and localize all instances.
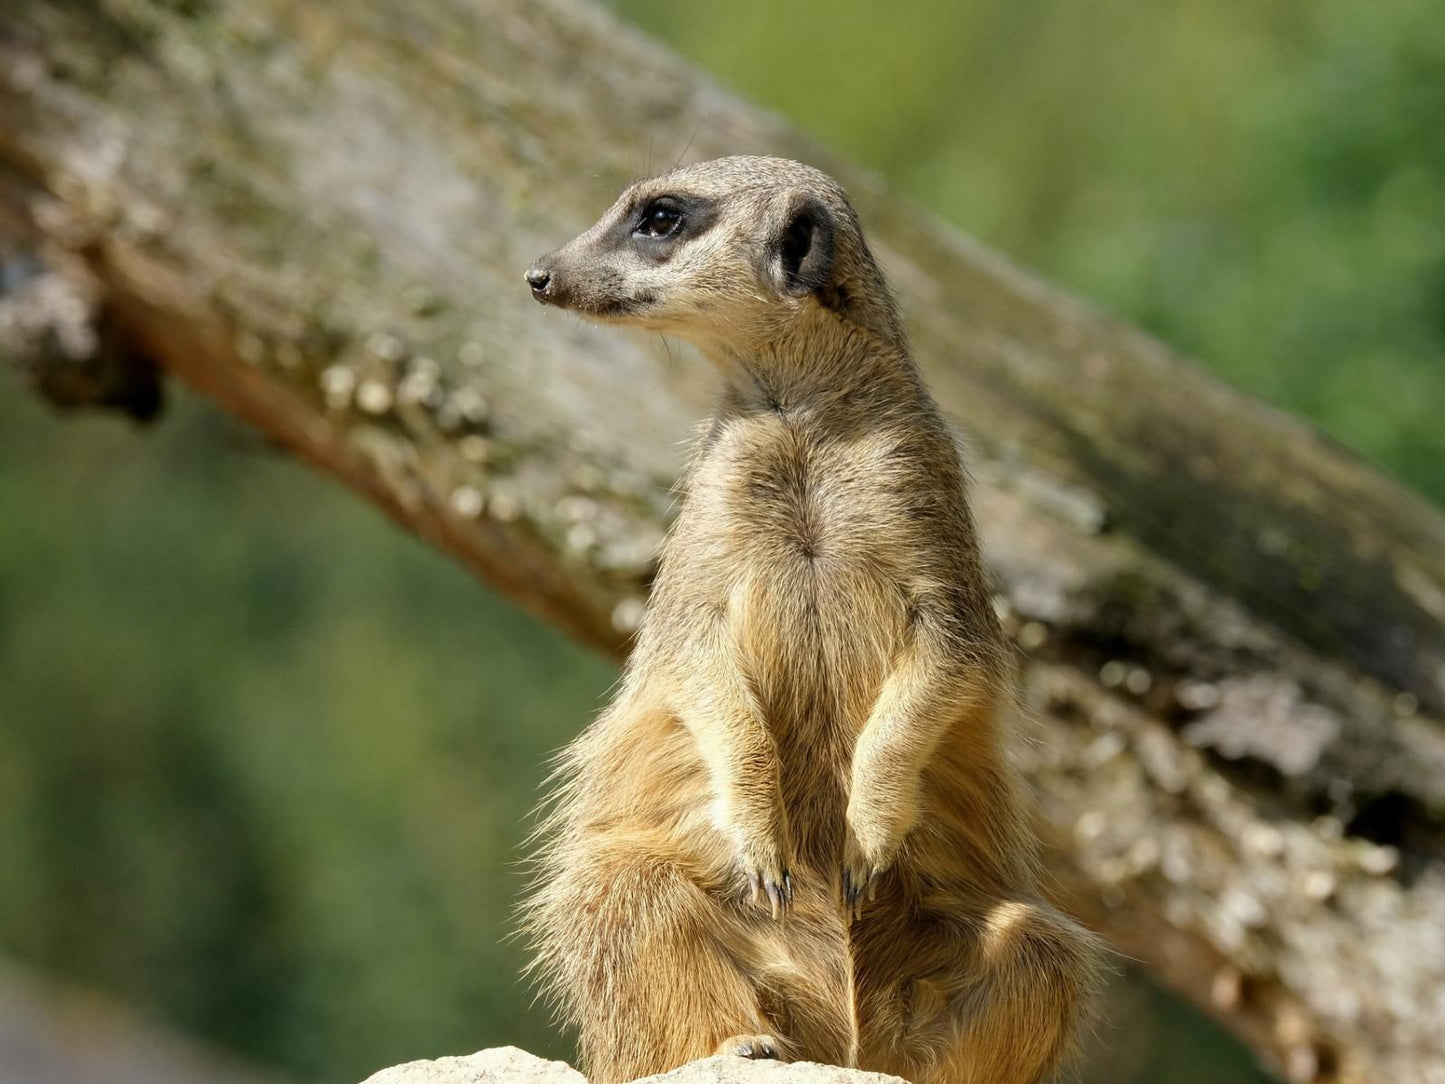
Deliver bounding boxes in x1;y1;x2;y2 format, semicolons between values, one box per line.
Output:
673;118;705;170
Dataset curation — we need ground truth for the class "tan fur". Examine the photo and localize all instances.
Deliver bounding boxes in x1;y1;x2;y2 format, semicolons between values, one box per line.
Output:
523;156;1104;1084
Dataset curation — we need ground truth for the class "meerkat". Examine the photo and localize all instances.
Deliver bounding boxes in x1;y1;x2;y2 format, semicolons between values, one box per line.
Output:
522;156;1103;1084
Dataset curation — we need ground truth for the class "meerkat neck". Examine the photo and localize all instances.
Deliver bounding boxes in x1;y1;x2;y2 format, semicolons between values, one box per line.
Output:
700;315;915;416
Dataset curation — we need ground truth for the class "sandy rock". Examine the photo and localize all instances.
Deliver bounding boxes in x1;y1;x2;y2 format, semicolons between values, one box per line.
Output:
361;1047;586;1084
635;1055;909;1084
359;1050;909;1084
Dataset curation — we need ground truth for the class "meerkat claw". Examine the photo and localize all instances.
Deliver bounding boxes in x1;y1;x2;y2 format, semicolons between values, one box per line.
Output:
765;876;790;919
841;864;873;921
746;867;792;918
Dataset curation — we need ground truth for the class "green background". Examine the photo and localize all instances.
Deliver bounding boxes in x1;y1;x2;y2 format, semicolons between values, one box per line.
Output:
4;0;1441;1081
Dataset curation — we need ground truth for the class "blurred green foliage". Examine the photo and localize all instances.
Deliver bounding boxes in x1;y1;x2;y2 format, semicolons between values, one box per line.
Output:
3;1;1440;1082
0;393;612;1076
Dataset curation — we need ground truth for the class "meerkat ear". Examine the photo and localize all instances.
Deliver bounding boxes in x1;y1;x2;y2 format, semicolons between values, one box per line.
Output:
774;197;837;297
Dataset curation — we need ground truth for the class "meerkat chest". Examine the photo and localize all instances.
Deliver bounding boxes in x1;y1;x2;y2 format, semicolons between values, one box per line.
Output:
673;417;923;706
691;417;916;569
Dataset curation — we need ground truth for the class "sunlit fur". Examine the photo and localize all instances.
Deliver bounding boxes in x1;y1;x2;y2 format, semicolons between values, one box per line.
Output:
523;156;1104;1084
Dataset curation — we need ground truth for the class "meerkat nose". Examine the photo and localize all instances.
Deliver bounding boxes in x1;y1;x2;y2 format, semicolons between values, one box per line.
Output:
525;266;552;300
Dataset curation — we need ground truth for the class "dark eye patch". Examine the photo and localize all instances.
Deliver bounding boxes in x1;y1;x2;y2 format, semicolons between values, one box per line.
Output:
622;193;719;261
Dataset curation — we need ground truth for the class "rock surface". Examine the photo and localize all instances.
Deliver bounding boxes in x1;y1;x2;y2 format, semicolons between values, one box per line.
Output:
634;1056;908;1084
361;1048;585;1084
360;1049;908;1084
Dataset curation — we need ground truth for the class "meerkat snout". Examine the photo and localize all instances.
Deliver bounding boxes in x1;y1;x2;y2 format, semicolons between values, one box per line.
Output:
524;265;551;300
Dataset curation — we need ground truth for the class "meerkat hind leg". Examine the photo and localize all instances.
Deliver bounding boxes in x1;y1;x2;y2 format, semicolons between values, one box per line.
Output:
560;847;784;1084
856;899;1101;1084
939;900;1100;1084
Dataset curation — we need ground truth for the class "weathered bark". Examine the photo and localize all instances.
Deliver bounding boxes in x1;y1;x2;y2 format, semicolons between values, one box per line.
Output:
2;2;1443;1081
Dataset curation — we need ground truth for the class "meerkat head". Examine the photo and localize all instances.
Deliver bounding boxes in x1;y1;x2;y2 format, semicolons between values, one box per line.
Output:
525;156;899;358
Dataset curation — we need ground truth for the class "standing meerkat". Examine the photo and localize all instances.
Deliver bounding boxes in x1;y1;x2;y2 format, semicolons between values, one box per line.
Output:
523;156;1103;1084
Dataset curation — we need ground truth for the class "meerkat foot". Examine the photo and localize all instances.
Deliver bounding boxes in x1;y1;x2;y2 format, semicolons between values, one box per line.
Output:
715;1034;783;1061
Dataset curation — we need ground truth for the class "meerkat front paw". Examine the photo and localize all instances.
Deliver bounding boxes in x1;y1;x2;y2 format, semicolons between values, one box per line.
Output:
840;826;880;921
840;787;919;920
737;833;794;919
716;789;794;919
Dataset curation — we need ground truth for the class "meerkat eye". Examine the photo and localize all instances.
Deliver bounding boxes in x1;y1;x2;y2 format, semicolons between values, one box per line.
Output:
635;199;684;239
